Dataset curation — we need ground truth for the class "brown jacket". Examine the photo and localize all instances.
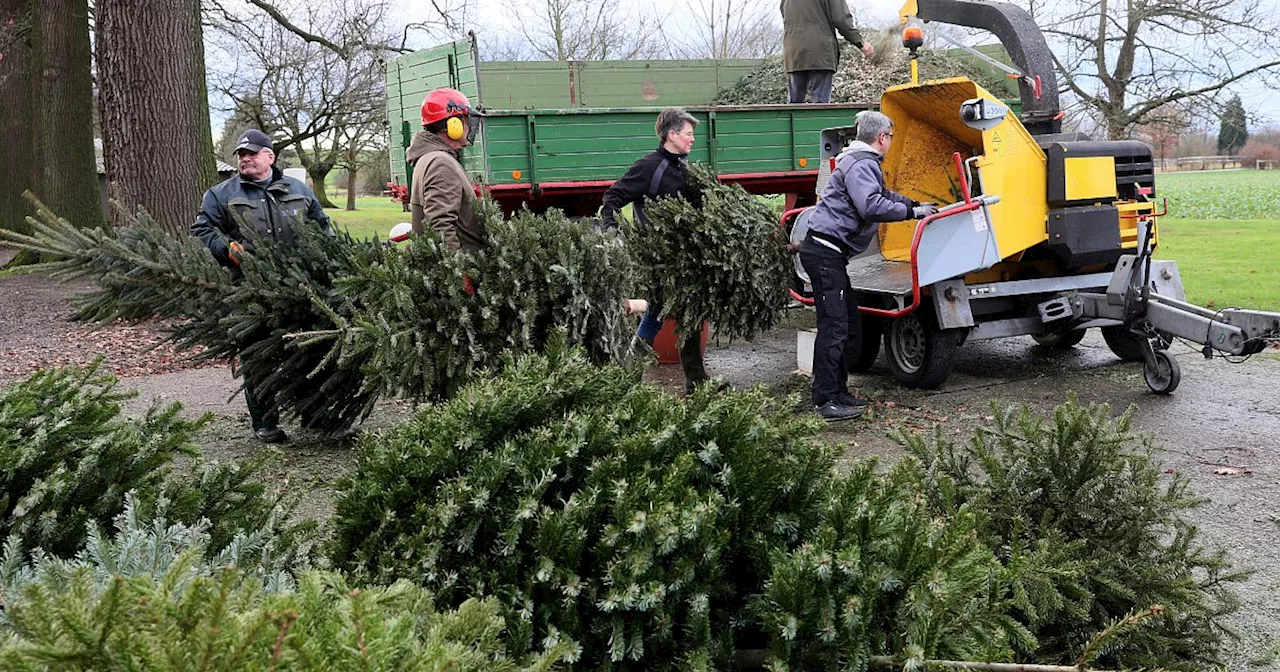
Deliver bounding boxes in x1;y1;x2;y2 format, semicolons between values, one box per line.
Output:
780;0;863;73
408;131;484;253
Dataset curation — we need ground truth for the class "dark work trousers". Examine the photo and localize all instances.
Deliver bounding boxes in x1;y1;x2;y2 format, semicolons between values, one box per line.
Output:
242;379;280;430
788;70;835;104
637;296;710;387
799;236;860;406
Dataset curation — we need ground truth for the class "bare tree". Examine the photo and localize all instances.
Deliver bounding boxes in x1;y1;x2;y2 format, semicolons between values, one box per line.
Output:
336;117;385;210
1136;102;1190;167
479;31;537;61
207;0;469;55
676;0;782;59
1020;0;1280;139
512;0;660;61
209;0;391;208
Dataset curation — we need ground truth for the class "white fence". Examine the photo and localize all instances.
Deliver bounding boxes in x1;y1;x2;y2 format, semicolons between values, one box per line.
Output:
1155;155;1249;172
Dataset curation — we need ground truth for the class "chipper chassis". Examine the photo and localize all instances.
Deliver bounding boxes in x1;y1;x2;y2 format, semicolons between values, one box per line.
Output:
786;165;1280;394
784;0;1280;393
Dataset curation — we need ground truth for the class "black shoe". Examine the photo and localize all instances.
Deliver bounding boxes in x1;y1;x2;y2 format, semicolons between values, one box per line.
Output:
834;393;870;408
815;402;864;422
254;426;288;443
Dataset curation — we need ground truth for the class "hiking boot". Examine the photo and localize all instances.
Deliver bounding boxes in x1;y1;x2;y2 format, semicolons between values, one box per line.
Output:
834;393;870;408
254;426;288;444
815;402;864;422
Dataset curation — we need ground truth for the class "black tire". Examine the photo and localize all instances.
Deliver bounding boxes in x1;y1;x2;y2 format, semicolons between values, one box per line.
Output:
846;315;883;373
1102;325;1145;362
1032;328;1087;349
883;311;961;389
1144;350;1181;394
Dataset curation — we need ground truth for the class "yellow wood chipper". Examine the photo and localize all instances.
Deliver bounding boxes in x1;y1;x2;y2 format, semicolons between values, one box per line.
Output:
786;0;1280;393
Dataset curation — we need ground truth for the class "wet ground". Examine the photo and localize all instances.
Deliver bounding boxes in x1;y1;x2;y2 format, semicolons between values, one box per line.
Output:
4;259;1278;668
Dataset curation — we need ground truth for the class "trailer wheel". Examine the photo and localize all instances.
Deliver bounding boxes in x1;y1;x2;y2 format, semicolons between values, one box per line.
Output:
1032;328;1087;349
846;315;883;373
1101;326;1145;362
884;311;960;389
1144;350;1181;394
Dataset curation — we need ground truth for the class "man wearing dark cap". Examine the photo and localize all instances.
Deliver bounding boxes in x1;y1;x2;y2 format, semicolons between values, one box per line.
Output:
192;128;332;443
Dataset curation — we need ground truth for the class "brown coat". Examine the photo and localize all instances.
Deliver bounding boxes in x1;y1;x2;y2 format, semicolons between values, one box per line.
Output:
407;131;484;253
780;0;863;73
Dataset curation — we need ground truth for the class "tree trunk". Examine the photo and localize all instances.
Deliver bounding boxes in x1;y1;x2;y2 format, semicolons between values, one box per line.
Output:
97;0;216;237
307;162;337;209
345;166;357;211
30;0;101;229
0;0;37;235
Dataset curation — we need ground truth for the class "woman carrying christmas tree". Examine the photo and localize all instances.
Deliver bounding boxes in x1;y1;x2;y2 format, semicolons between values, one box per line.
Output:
600;107;724;396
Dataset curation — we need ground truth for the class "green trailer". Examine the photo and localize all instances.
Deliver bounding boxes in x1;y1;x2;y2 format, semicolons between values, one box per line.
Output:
384;34;1017;216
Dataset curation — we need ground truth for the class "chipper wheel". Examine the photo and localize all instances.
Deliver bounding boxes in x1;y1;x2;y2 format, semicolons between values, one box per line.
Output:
1143;350;1181;395
1032;328;1087;349
1101;325;1145;361
883;310;960;389
846;315;883;373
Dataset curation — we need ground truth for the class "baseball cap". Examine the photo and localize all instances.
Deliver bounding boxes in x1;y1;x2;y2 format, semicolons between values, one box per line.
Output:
234;129;273;154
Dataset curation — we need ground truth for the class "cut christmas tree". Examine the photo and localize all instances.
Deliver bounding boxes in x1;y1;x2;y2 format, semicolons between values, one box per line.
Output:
0;196;635;431
628;165;793;343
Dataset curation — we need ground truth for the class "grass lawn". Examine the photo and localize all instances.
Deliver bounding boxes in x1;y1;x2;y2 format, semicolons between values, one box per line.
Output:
1156;218;1280;311
322;190;408;240
1155;169;1280;220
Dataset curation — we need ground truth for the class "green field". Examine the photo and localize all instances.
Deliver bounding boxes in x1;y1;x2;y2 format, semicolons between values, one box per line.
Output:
1151;169;1280;310
1156;218;1280;310
1155;169;1278;220
323;191;408;240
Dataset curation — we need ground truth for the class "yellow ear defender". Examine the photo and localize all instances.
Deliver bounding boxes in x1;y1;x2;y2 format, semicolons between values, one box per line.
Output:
446;116;465;140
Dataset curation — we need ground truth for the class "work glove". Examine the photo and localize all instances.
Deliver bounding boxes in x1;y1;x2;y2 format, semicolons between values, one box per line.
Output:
911;203;939;219
228;241;245;266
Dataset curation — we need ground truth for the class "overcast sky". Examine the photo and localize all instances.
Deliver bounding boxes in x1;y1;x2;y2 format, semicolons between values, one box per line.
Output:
385;0;1280;126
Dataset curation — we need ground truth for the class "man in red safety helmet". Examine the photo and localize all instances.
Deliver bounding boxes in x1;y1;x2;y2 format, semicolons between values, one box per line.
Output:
408;87;486;253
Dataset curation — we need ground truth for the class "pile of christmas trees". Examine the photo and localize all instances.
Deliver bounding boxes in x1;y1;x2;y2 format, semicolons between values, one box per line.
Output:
0;353;1245;669
712;31;1019;106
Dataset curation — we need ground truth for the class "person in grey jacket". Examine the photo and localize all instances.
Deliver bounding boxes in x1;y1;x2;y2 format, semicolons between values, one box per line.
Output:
191;128;332;443
799;111;937;421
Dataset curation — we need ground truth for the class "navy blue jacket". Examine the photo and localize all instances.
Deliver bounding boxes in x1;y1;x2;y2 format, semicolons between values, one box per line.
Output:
806;141;916;255
192;166;332;266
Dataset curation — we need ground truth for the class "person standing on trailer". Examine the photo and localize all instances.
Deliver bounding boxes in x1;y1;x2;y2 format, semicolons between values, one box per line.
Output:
781;0;874;103
799;111;937;421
